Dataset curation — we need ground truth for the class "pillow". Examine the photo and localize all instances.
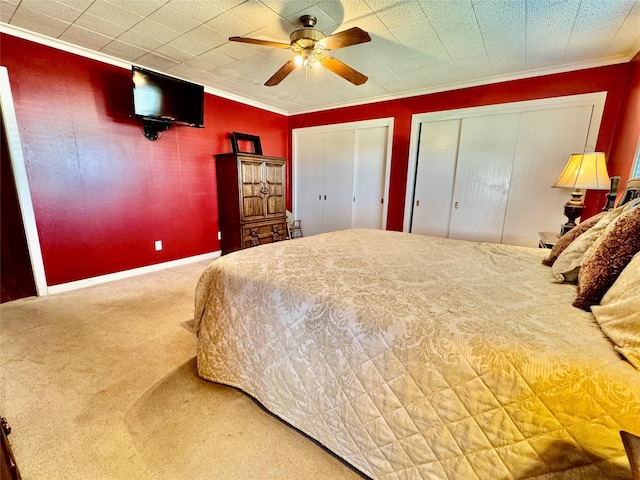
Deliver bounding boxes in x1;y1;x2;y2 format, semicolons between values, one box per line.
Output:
573;206;640;311
621;196;640;211
542;212;606;266
576;199;640;269
591;253;640;369
551;206;625;282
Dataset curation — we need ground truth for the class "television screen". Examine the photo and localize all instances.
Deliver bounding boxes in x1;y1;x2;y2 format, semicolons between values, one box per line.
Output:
131;66;204;127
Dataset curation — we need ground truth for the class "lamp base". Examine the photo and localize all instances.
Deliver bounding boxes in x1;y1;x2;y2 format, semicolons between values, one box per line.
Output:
560;190;584;235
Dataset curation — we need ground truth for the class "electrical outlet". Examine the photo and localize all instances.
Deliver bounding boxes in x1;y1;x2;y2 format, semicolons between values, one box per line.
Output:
155;240;162;251
218;231;222;240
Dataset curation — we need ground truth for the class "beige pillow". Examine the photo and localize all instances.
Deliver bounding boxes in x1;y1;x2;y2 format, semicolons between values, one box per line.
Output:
621;196;640;211
542;212;606;267
591;253;640;369
551;205;625;282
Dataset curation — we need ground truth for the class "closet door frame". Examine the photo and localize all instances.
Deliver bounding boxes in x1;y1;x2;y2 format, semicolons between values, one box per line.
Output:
293;117;394;232
403;92;607;232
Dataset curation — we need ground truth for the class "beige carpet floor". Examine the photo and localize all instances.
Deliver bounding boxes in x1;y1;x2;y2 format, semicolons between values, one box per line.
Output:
0;260;367;479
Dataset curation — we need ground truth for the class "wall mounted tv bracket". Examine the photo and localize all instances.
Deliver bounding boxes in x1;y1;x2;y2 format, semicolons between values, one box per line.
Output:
142;117;174;141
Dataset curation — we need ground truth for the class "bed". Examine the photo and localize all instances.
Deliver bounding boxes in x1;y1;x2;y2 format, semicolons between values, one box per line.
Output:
194;205;640;479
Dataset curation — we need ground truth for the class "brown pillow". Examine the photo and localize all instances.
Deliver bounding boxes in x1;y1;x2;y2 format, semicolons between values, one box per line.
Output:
542;212;607;266
574;207;640;311
551;207;624;282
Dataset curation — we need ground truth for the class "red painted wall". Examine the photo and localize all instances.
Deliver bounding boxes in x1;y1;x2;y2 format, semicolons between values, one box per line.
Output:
590;59;640;214
289;63;634;230
1;34;288;286
3;32;636;286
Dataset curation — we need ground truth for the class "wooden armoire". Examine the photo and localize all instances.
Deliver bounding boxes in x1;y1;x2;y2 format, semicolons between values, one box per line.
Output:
215;153;287;254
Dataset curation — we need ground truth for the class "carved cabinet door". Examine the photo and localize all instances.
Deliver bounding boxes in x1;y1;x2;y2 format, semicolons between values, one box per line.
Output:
263;159;285;217
240;157;266;220
240;156;285;221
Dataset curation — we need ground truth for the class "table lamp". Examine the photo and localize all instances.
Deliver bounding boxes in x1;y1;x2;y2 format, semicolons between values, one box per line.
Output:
552;152;609;235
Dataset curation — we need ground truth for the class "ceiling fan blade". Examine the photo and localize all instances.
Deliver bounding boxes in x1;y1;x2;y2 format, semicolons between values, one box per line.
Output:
229;36;291;49
318;27;371;50
320;57;368;86
265;60;297;86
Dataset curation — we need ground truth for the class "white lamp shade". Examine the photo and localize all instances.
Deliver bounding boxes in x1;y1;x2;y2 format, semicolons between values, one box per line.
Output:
552;152;609;190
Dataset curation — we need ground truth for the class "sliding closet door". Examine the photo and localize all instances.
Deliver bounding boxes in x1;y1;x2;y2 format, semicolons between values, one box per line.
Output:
411;119;460;236
295;133;325;236
411;113;520;242
502;105;594;245
294;119;392;237
322;130;355;233
448;114;520;243
353;126;388;229
406;93;605;246
294;130;355;236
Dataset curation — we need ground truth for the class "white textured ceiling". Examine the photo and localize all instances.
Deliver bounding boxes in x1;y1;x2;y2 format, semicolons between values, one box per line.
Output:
2;0;640;115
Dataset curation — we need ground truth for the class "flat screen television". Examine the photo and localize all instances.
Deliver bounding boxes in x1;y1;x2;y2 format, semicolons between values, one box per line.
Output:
131;66;204;128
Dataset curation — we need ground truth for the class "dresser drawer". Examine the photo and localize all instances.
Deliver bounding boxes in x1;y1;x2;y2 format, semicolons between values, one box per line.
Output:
242;220;287;248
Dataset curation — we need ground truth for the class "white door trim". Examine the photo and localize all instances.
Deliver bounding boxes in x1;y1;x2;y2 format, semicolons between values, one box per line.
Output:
293;117;394;230
0;66;48;295
403;92;608;232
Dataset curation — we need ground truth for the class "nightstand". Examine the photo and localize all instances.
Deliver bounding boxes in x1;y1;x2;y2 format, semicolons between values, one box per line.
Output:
538;231;560;249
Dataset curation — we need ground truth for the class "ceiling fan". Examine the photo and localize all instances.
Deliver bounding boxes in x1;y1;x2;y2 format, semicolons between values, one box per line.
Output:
229;15;371;87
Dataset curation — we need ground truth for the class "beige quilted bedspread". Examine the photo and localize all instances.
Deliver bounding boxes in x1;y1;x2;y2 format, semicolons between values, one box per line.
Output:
194;229;640;479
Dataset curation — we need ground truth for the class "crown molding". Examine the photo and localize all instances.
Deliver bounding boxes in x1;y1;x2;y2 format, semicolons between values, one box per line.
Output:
1;22;636;117
0;23;288;116
285;55;631;116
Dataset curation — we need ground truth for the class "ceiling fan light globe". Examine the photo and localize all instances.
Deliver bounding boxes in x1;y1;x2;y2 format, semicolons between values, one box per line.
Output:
294;55;304;67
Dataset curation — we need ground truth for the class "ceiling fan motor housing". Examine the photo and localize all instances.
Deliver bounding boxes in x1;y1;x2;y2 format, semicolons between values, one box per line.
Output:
290;15;325;52
290;26;325;48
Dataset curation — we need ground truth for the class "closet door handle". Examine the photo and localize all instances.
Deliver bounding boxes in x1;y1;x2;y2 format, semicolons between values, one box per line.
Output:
454;201;459;209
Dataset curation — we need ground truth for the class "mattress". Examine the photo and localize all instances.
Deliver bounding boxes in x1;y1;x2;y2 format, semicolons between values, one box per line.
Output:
194;229;640;479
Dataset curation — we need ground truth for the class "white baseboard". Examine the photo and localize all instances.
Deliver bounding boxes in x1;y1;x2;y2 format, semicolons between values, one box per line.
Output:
46;251;221;295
